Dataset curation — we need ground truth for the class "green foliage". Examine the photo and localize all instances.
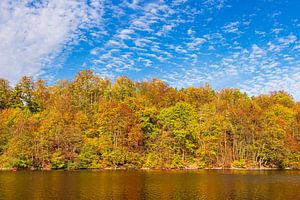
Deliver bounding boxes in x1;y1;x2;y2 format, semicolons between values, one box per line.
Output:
169;154;185;169
232;160;246;168
106;149;126;167
51;150;66;169
67;161;77;170
196;159;208;169
159;102;200;161
144;153;161;168
0;70;299;170
285;153;300;169
12;157;29;168
76;141;101;169
123;152;143;169
0;79;12;110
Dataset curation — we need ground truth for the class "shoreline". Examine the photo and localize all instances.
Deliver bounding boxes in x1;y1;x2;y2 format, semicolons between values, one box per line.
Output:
1;167;298;171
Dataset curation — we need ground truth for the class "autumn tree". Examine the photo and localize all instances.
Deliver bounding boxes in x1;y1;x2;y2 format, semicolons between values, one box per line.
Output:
1;70;300;169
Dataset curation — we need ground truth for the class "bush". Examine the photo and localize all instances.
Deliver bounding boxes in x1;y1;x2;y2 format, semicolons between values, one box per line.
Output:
77;146;100;169
169;154;185;169
197;159;207;169
123;152;143;169
106;150;126;167
232;159;246;168
285;153;300;169
67;161;77;170
144;153;161;168
12;158;29;168
51;150;66;169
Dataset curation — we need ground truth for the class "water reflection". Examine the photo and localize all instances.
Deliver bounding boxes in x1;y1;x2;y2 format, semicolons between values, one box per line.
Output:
0;170;299;200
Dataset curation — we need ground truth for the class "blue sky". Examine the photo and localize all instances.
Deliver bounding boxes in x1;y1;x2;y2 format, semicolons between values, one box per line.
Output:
0;0;300;99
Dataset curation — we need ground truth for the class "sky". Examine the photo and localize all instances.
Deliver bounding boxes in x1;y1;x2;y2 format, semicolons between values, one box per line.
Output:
0;0;300;99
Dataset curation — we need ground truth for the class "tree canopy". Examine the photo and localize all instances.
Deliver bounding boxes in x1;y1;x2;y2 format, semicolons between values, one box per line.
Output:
0;70;299;170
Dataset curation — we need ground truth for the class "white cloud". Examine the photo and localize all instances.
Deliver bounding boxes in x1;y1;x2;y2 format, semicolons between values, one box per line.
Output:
208;45;215;50
134;38;157;47
0;0;104;83
157;23;176;36
254;30;266;37
118;29;135;40
203;0;227;10
272;28;283;34
123;0;141;10
120;29;134;35
132;20;152;31
187;29;194;35
161;29;300;99
277;33;297;45
222;21;240;33
187;38;206;50
172;0;188;6
251;44;266;58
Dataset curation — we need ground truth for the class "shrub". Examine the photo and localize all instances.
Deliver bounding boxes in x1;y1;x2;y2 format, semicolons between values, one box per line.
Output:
232;159;246;168
51;150;66;169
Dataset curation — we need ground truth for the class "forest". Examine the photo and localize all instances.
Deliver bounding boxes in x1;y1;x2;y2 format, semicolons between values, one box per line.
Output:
0;70;299;170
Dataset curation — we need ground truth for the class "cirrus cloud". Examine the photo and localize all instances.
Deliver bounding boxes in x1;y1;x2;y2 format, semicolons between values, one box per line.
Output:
0;0;104;83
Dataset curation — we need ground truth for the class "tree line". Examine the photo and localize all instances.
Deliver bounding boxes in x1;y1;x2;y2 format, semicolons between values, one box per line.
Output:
0;70;299;169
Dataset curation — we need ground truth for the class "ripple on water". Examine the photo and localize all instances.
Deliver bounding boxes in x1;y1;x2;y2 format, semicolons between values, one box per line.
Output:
0;170;300;200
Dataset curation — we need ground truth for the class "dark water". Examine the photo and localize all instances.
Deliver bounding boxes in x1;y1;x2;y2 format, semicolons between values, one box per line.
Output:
0;170;300;200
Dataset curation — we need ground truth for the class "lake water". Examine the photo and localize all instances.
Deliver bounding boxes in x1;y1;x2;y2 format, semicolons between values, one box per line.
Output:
0;170;299;200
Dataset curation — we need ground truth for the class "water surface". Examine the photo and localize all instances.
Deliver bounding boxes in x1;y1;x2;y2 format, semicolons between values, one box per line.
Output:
0;170;299;200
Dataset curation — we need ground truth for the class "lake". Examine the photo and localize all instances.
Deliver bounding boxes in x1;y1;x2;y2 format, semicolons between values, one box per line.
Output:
0;170;299;200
